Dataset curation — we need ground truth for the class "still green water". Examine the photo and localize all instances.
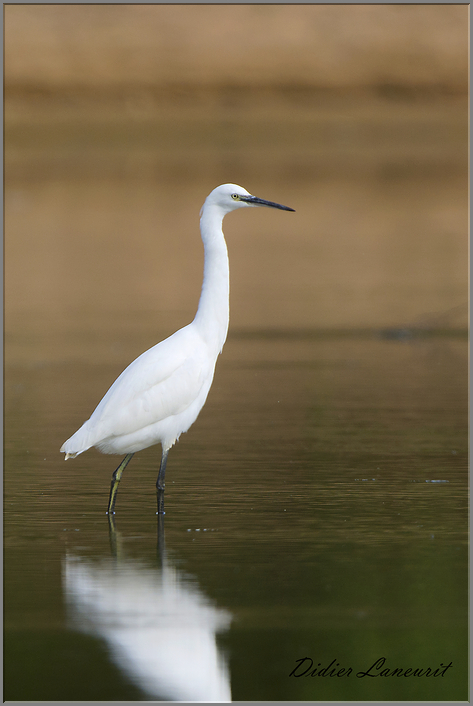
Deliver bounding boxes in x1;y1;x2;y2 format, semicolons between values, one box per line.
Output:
4;92;468;700
4;328;468;701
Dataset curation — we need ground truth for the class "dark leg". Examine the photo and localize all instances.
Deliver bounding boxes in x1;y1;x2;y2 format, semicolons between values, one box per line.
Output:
156;448;169;515
107;453;134;515
157;489;165;516
156;511;166;565
156;448;169;491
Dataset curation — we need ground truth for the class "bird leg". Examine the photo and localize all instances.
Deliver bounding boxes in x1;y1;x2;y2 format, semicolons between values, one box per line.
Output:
157;490;165;516
156;448;169;515
156;448;169;491
107;453;134;515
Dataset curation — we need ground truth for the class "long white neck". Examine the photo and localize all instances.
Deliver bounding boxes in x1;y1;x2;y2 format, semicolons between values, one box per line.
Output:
192;206;230;355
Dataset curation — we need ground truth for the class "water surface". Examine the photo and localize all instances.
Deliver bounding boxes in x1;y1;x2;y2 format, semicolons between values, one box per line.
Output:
4;97;468;700
4;327;468;701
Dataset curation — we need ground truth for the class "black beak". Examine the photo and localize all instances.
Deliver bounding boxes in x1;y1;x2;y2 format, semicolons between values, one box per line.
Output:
241;195;295;212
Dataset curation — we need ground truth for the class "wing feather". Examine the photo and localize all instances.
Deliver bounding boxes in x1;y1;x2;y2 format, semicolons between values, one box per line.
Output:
88;324;213;439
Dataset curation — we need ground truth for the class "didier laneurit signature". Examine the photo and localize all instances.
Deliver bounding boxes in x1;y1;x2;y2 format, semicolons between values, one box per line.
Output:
289;657;453;679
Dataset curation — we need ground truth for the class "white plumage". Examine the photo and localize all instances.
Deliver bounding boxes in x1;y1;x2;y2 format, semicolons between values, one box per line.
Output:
60;183;294;513
62;325;216;457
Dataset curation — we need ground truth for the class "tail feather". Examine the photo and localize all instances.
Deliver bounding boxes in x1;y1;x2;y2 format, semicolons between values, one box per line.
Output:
60;420;96;459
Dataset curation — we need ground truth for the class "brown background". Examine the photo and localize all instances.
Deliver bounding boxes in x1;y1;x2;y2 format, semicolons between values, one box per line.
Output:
5;4;468;338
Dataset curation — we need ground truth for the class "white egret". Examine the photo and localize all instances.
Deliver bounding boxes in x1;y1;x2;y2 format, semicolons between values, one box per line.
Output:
60;183;294;514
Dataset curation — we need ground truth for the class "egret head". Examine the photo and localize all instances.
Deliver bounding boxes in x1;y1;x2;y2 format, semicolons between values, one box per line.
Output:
203;183;295;216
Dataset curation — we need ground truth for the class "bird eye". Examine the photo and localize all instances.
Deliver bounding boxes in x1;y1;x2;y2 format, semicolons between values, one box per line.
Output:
231;193;239;200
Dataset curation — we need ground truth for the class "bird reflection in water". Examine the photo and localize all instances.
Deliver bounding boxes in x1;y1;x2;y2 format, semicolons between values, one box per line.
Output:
62;512;232;702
